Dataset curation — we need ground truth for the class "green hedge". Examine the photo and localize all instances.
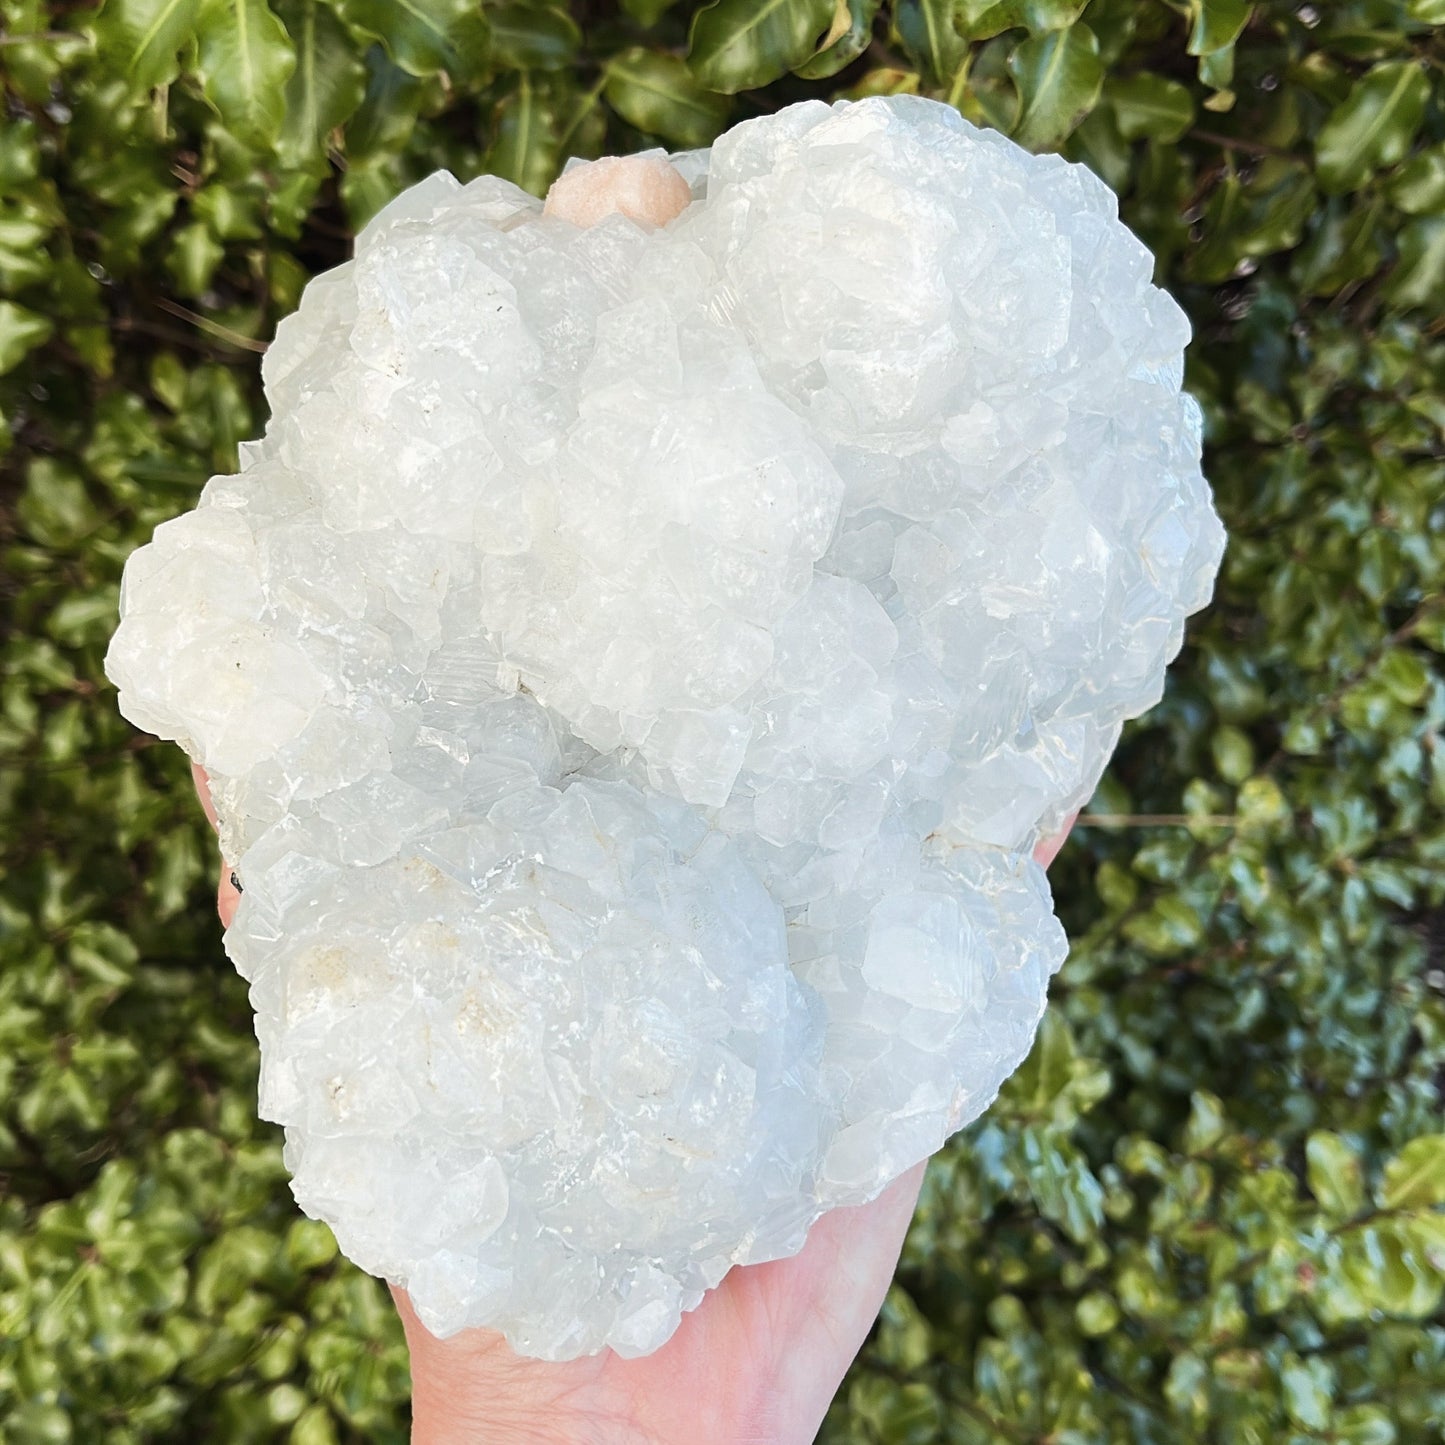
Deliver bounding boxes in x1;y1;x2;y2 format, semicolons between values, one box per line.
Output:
3;1;1444;1440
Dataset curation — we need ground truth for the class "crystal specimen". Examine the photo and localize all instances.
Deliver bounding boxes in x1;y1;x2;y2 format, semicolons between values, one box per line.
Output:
105;96;1226;1360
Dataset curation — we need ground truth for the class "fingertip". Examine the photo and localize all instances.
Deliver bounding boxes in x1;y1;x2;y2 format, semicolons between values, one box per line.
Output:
193;764;236;925
192;762;219;833
217;864;240;929
1034;810;1079;869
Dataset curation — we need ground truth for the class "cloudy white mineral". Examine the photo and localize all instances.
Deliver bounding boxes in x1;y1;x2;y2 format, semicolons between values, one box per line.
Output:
106;95;1226;1360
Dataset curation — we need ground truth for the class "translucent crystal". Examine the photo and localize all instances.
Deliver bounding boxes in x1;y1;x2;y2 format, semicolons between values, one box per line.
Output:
105;96;1226;1360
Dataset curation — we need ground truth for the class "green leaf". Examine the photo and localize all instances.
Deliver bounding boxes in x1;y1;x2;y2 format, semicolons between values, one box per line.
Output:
953;34;1018;130
896;0;969;85
1306;1131;1366;1218
1280;1352;1334;1431
961;0;1086;38
488;3;580;71
276;0;366;168
1407;0;1445;20
193;185;263;239
1197;45;1233;96
0;300;54;375
1209;723;1254;782
284;1217;338;1272
1238;171;1317;259
165;220;224;296
1164;1352;1209;1419
851;1375;943;1444
487;77;559;198
1076;1290;1120;1335
1294;197;1384;296
1179;168;1248;281
336;0;482;77
1108;72;1195;143
92;0;203;91
840;65;921;101
955;0;1013;39
1182;1090;1226;1153
1386;146;1445;215
291;1405;339;1445
1383;217;1445;311
1376;650;1428;706
345;47;428;156
687;0;835;94
1071;101;1130;190
1334;1406;1398;1445
1123;895;1203;956
794;0;879;81
1021;1129;1105;1242
18;460;97;547
1378;1134;1445;1210
1334;1222;1444;1318
604;49;733;148
621;0;679;24
1009;22;1102;150
194;0;296;145
1316;60;1431;194
875;1286;933;1372
1188;0;1250;56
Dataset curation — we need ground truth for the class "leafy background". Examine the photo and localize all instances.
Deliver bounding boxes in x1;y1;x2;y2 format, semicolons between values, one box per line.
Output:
2;0;1444;1439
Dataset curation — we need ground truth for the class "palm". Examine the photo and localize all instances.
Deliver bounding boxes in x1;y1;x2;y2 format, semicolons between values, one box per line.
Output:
391;1160;926;1445
195;765;1070;1445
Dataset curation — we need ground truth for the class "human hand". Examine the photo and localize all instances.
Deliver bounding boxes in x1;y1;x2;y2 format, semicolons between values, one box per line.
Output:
193;763;1072;1444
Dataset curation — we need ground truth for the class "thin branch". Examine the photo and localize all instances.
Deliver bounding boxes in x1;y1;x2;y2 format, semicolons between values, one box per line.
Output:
1078;813;1239;828
1193;128;1301;160
153;298;268;354
111;315;253;362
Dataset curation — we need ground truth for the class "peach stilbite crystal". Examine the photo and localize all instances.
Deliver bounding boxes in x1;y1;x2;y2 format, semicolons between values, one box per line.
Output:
543;154;694;229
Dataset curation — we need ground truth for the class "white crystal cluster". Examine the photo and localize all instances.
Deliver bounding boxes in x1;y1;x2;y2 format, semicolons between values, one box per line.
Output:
106;96;1225;1360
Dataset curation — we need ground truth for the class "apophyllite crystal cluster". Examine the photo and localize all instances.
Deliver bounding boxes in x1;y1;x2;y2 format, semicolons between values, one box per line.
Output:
106;95;1225;1359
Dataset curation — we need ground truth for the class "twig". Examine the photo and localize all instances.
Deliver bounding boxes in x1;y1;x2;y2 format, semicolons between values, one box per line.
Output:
1193;128;1300;160
113;315;253;361
154;298;267;354
1078;813;1239;828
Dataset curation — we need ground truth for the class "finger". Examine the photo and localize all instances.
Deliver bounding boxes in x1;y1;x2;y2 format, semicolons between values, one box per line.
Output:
1034;809;1079;869
389;1284;436;1351
215;865;241;930
192;761;219;831
191;763;241;928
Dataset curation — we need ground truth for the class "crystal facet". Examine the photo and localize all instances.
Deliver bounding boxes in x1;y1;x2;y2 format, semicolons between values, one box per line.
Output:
105;97;1226;1360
